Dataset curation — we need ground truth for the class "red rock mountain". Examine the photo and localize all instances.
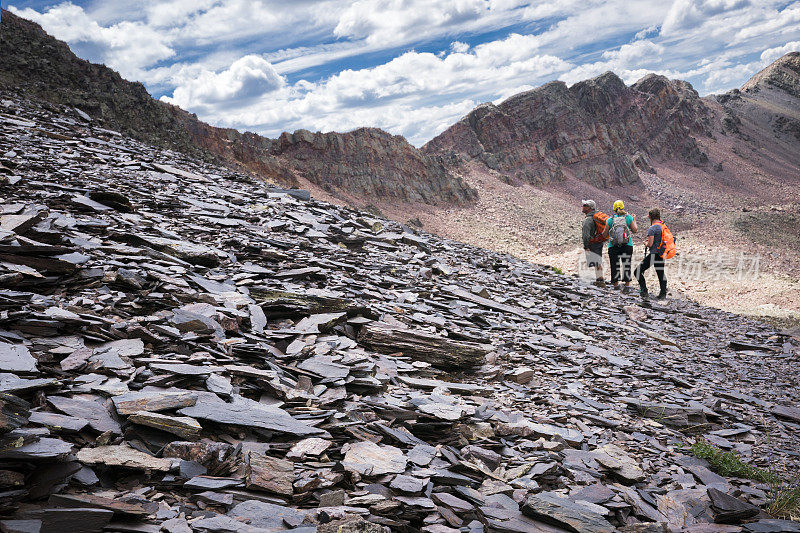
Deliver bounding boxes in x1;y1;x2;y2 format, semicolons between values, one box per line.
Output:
424;72;710;188
0;8;476;206
424;53;800;198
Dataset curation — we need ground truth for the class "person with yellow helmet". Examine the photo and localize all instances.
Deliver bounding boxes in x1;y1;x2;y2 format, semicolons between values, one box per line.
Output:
602;200;638;290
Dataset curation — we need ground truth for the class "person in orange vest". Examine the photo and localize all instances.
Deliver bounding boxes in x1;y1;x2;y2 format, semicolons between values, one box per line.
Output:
635;208;668;299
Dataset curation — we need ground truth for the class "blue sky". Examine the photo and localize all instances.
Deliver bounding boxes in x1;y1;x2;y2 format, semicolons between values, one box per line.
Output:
5;1;800;145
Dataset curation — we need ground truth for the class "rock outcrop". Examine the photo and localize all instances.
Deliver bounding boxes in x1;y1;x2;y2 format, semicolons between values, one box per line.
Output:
274;128;475;204
0;8;475;206
424;71;711;188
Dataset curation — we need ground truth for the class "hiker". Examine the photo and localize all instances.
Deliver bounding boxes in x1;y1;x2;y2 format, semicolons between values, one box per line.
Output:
603;200;638;290
581;199;608;285
635;208;675;299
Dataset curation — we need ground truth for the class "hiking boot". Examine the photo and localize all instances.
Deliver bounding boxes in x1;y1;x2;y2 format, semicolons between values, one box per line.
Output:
658;280;667;298
639;290;649;299
621;286;631;294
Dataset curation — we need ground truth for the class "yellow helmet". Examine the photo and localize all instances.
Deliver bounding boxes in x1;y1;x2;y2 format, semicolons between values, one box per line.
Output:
613;200;625;212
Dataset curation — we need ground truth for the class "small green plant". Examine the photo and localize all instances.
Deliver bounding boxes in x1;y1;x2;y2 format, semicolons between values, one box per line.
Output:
690;440;777;483
551;266;564;275
689;439;800;519
768;478;800;520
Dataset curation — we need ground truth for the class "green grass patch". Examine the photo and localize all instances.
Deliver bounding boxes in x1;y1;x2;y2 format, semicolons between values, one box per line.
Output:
768;479;800;521
551;266;564;275
690;440;778;483
690;439;800;520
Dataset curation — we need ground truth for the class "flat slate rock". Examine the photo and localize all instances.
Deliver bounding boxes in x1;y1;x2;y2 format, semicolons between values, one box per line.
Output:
28;411;89;433
359;321;490;369
0;342;37;373
297;356;349;380
390;474;427;494
178;394;326;437
522;491;615;533
226;500;307;530
184;476;243;490
245;453;294;496
127;411;201;440
47;396;120;434
17;508;113;533
707;488;760;524
342;440;407;476
771;404;800;423
0;437;74;460
48;493;150;518
496;420;584;446
286;437;332;459
743;519;800;532
76;445;174;471
0;374;58;394
593;444;645;484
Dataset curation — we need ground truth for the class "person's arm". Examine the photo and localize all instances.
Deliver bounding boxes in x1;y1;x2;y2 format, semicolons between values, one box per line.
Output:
645;224;656;248
582;217;592;249
630;214;638;233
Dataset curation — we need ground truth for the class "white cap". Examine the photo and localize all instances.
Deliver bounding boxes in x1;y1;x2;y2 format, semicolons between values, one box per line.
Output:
582;199;596;209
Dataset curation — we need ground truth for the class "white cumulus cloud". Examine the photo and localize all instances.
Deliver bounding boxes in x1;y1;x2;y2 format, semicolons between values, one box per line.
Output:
661;0;751;36
163;55;285;111
760;41;800;65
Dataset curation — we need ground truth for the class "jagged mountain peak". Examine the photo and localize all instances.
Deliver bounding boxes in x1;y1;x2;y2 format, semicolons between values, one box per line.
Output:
742;52;800;97
424;68;711;188
572;71;627;93
570;72;629;116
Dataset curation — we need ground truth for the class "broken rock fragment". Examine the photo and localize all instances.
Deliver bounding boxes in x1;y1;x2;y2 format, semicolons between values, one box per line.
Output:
111;390;197;415
521;491;615;533
76;445;175;471
127;411;202;440
359;322;490;368
245;453;294;496
342;440;407;476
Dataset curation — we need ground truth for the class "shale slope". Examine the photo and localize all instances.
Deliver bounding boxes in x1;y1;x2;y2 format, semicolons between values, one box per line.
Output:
0;92;799;532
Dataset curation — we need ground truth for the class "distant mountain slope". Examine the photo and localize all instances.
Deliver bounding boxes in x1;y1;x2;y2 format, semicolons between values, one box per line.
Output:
423;71;712;188
0;8;475;205
721;52;800;144
423;54;800;197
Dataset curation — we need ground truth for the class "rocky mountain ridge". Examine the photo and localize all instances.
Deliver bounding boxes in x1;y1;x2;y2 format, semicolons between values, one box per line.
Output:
423;71;712;188
1;88;799;533
0;8;475;206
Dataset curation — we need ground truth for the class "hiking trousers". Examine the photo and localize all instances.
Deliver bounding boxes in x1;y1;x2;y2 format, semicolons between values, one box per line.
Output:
608;244;633;283
635;252;666;295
